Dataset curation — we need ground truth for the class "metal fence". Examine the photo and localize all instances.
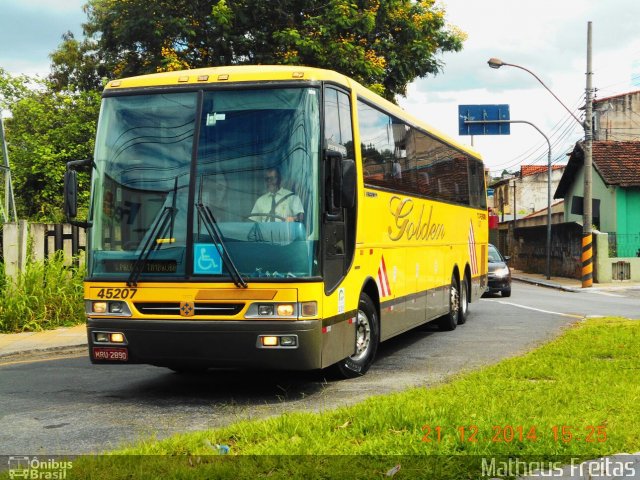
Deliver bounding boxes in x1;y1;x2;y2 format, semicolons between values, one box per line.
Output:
1;222;86;277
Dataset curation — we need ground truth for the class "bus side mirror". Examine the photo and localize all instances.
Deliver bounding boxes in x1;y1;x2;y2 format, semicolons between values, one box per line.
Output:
326;149;356;214
64;169;78;219
341;159;356;209
64;159;93;228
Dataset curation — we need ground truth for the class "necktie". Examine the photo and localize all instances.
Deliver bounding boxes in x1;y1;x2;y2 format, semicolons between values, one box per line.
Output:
269;194;276;221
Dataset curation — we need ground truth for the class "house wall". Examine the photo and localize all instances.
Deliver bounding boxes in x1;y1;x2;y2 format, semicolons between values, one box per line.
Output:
492;169;564;218
594;91;640;141
493;179;513;217
506;226;639;282
511;222;583;278
562;163;617;232
518;170;564;216
616;188;640;235
613;188;640;256
594;231;640;282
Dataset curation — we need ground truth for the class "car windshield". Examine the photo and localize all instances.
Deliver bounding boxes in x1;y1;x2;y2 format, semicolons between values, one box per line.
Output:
87;87;321;281
488;245;503;263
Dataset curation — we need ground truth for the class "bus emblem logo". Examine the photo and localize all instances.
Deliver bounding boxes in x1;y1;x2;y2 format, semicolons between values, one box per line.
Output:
180;302;195;317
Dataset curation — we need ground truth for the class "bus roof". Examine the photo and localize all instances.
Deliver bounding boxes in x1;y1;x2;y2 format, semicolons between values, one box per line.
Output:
104;65;482;160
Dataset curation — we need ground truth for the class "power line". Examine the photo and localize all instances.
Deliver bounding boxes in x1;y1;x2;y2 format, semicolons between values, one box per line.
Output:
487;94;585;174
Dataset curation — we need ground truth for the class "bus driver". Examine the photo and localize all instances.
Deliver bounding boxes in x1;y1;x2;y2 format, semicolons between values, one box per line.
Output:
251;167;304;222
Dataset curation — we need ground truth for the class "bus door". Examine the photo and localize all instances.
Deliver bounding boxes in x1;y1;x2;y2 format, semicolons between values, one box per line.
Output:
321;86;358;366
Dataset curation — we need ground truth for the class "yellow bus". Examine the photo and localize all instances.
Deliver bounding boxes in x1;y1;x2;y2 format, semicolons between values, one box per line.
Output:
65;65;488;378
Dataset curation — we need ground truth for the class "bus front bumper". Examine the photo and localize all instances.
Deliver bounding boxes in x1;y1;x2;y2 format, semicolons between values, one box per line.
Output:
87;318;322;371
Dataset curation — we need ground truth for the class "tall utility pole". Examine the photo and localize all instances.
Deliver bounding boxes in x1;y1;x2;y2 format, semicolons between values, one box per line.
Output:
582;22;594;288
0;112;17;222
487;22;594;287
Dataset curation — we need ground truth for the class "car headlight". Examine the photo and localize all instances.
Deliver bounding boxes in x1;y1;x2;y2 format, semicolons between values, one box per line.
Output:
494;267;510;278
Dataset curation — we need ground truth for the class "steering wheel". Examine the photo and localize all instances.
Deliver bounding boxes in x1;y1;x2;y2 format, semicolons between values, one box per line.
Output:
245;213;287;222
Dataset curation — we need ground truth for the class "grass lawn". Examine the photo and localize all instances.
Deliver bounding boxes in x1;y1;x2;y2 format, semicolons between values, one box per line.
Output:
10;316;640;479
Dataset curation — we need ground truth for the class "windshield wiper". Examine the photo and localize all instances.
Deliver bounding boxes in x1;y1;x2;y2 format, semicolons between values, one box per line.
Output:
196;203;248;288
126;206;175;287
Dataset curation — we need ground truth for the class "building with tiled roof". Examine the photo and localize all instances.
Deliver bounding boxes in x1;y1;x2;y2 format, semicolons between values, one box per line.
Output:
490;164;565;221
554;140;640;256
520;165;566;178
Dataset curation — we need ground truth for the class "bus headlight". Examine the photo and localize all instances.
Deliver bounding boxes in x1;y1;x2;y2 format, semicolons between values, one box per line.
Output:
94;331;127;344
91;302;107;313
109;301;126;314
257;334;298;348
86;300;132;317
276;304;295;316
258;304;275;316
247;303;298;319
280;336;297;346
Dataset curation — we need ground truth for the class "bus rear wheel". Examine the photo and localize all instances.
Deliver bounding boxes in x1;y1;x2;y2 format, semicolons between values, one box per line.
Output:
457;274;469;325
438;274;460;331
331;293;379;379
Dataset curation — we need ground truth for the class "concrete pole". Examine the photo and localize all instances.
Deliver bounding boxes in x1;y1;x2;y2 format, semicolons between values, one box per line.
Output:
582;21;594;288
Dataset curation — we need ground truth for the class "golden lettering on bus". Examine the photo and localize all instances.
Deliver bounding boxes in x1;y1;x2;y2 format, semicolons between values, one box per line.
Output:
388;196;445;242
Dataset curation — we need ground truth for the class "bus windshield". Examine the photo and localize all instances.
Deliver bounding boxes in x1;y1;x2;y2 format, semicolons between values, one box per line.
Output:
88;87;321;281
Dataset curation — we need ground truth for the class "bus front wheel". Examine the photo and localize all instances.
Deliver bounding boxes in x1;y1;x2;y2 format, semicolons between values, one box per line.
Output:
331;293;379;379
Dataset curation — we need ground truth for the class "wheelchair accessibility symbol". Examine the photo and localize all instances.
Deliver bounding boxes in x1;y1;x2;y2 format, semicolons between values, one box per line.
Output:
193;243;222;274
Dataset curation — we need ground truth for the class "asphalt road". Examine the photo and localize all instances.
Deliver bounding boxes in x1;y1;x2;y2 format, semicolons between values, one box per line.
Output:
1;282;638;455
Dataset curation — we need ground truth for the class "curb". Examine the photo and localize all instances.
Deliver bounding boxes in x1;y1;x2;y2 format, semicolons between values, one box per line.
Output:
512;276;580;292
0;344;88;363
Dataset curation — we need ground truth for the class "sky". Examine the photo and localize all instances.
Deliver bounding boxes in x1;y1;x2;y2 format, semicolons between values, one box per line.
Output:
2;0;640;175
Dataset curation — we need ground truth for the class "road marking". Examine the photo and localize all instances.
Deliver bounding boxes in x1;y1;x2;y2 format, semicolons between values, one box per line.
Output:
494;300;584;319
591;291;625;298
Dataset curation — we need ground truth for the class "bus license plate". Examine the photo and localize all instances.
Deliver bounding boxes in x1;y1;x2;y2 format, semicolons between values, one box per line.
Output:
93;347;128;361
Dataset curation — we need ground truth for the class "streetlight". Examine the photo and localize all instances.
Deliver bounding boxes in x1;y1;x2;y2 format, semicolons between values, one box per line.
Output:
487;58;584;126
487;58;562;281
487;51;593;287
466;117;551;278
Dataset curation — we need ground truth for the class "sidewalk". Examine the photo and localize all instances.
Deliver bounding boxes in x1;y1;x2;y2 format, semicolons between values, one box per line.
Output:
511;269;640;292
0;324;87;361
2;272;640;360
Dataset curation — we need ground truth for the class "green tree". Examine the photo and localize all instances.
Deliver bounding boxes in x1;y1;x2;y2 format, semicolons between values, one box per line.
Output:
5;84;99;221
0;68;30;109
61;0;465;101
48;31;107;92
274;0;466;99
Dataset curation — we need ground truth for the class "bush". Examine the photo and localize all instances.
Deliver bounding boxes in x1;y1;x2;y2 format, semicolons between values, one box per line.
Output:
0;252;85;332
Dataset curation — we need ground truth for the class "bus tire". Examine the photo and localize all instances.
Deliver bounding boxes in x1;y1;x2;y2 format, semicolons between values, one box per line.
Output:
457;274;469;325
438;274;460;331
331;293;379;379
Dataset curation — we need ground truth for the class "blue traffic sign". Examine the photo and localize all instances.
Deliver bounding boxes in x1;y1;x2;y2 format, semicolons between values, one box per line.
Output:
458;104;510;136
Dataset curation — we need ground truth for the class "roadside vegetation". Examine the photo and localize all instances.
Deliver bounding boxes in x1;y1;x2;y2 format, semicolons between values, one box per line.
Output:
0;252;85;332
58;317;640;479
